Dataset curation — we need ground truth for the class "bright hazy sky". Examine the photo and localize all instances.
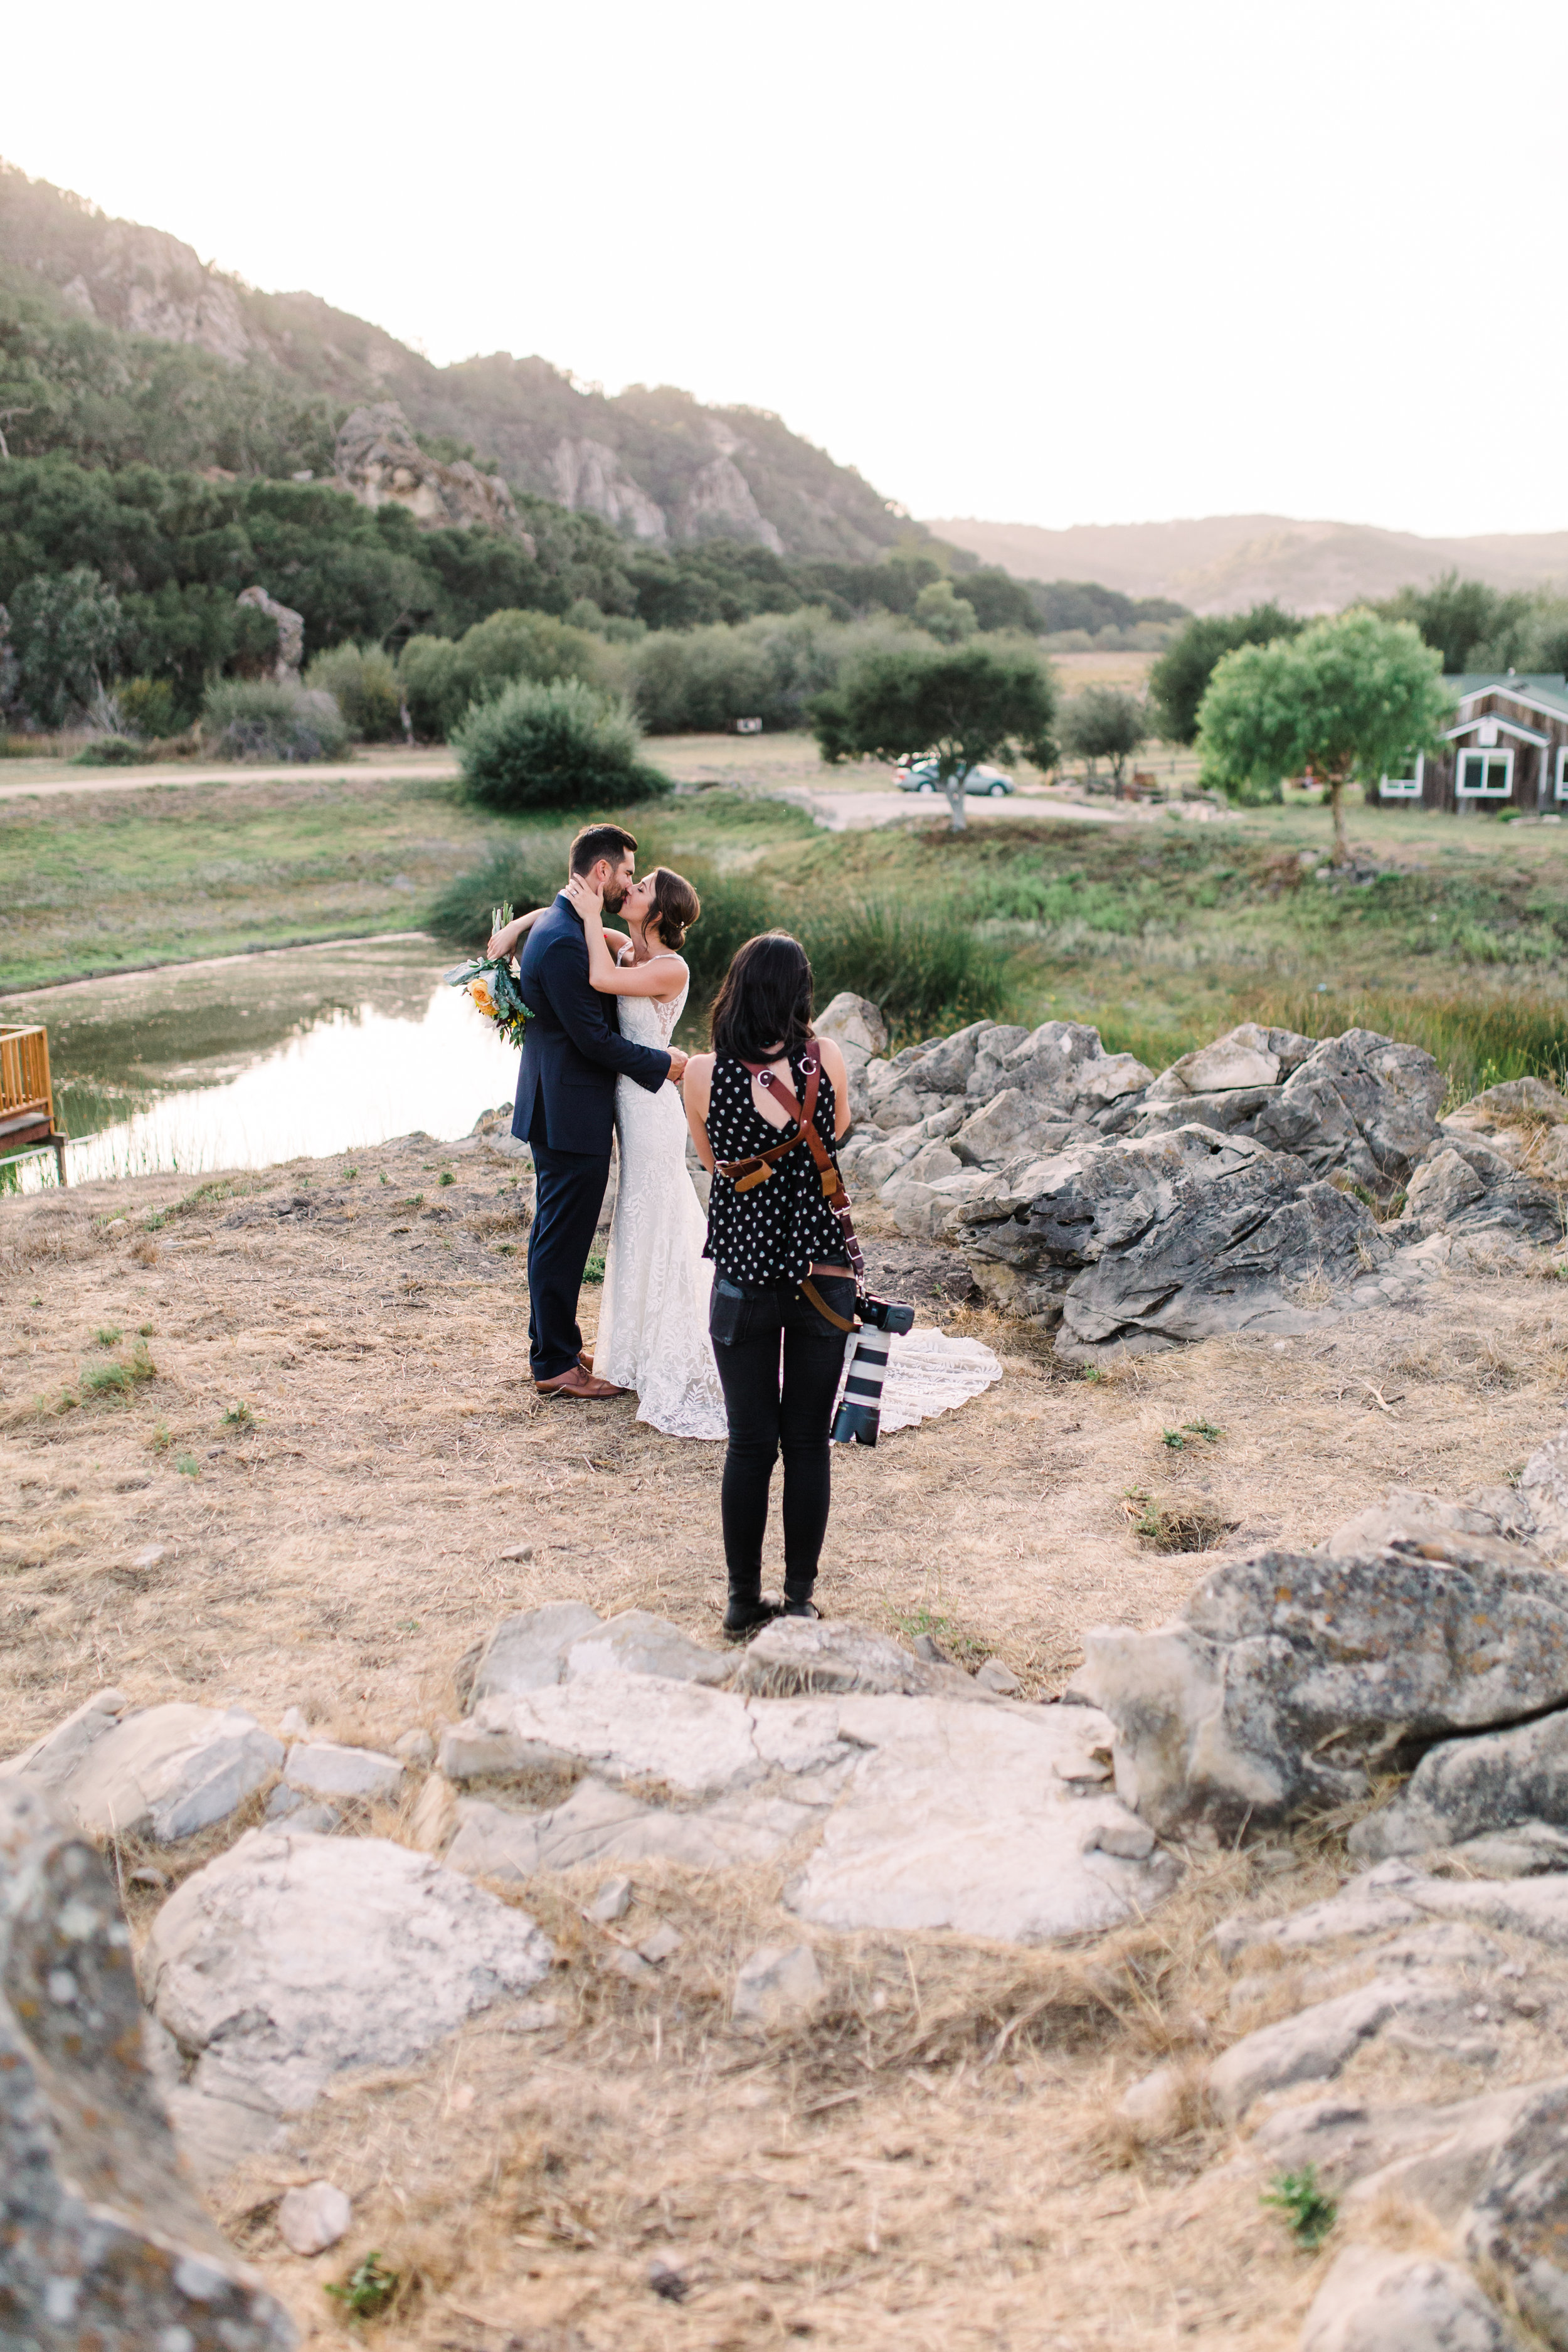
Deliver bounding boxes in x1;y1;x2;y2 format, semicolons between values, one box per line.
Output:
6;0;1565;539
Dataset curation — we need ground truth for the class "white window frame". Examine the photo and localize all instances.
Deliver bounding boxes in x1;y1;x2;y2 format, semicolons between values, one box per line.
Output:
1380;751;1424;798
1557;744;1568;802
1456;746;1515;799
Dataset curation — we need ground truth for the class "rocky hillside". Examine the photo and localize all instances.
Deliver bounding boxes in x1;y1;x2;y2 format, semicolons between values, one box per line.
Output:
0;161;906;561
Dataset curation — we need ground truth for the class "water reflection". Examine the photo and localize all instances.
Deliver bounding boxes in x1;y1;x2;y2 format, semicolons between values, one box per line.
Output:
4;936;521;1188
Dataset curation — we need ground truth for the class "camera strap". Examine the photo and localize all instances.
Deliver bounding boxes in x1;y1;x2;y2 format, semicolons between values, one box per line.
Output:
714;1042;866;1290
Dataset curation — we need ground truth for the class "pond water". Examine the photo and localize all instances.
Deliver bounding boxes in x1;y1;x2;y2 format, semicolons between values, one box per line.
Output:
3;936;522;1189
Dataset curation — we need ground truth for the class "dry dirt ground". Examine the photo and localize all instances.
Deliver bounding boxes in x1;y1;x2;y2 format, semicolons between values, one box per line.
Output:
5;1136;1568;2350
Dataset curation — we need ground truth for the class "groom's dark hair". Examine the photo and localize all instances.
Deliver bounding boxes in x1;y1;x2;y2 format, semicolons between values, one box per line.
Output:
569;823;637;876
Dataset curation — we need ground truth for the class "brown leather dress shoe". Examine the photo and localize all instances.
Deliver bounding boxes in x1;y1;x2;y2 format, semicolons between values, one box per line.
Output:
577;1349;595;1375
536;1365;628;1400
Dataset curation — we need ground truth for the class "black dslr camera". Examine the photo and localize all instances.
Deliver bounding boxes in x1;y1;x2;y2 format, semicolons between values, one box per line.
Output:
830;1293;915;1448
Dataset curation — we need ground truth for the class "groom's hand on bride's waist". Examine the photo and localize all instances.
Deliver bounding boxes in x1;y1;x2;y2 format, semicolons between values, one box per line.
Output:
666;1047;689;1084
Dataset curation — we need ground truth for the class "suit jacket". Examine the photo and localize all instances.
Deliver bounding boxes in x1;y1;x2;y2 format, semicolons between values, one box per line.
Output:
512;895;671;1156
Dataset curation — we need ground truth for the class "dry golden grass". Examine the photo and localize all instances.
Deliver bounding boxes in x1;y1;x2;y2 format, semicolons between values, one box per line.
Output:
8;1139;1568;2346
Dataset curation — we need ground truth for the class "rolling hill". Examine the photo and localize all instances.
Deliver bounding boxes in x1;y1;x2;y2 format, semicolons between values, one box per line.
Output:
925;514;1568;615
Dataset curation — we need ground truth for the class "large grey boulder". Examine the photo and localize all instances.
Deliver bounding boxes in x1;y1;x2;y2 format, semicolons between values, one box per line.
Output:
1074;1542;1568;1836
1399;1131;1567;1245
564;1609;733;1687
950;1088;1077;1168
813;992;887;1123
1350;1710;1568;1863
0;1687;128;1792
1251;1027;1444;1193
1464;2083;1568;2348
462;1601;604;1705
1152;1022;1316;1100
55;1703;283;1845
0;1784;296;2351
1301;2245;1521;2352
142;1830;552;2124
955;1123;1388;1357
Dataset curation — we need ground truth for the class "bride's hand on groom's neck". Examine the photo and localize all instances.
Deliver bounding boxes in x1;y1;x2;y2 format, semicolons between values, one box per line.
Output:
566;874;603;926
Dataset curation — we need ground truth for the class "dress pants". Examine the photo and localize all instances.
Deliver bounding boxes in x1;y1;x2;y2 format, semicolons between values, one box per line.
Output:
708;1273;854;1602
526;1116;610;1382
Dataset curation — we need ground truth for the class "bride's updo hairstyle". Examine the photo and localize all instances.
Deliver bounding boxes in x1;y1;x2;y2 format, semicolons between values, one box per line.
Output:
710;931;815;1063
648;867;701;955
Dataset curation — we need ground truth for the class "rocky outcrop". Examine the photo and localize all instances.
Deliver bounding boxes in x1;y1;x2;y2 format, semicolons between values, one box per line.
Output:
45;218;252;363
1074;1470;1568;1837
335;402;529;539
962;1126;1392;1359
235;585;304;681
0;1784;295;2349
840;1010;1565;1362
1396;1075;1568;1247
549;437;667;541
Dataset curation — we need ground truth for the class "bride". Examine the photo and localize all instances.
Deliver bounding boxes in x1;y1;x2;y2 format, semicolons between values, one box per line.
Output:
559;864;729;1441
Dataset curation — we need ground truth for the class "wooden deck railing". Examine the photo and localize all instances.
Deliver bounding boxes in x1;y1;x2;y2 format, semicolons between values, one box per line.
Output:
0;1024;68;1179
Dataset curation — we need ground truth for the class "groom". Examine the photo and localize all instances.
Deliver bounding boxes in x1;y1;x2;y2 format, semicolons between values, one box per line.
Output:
506;823;687;1399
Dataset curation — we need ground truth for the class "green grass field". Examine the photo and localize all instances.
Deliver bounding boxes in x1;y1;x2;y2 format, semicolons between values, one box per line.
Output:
4;738;1567;1097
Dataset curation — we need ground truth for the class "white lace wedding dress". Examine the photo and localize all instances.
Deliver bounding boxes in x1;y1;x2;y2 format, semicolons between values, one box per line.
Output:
592;968;1005;1443
593;975;729;1441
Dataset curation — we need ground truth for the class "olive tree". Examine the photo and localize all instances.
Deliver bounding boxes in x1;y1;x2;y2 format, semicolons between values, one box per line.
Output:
8;565;121;729
1197;608;1449;866
812;639;1057;832
1061;686;1147;792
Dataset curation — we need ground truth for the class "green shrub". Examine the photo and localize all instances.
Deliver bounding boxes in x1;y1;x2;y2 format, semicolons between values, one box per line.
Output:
116;676;179;738
304;642;403;740
630;610;854;734
426;838;571;947
202;679;350;763
798;898;1012;1042
399;609;605;740
69;734;149;766
454;679;668;812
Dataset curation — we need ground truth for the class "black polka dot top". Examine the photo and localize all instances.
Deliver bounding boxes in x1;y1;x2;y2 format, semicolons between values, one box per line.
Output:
704;1049;846;1287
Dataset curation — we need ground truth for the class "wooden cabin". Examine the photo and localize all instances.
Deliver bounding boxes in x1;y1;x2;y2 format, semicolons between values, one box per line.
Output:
1379;674;1568;813
1;1024;68;1180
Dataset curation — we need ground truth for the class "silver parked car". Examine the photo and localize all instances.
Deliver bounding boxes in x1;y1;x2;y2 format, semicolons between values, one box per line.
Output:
893;759;1014;797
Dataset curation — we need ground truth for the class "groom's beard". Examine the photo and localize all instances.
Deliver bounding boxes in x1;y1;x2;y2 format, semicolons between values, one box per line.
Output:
602;886;627;913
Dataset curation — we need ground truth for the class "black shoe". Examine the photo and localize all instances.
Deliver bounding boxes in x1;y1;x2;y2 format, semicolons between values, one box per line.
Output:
782;1596;821;1619
722;1595;780;1642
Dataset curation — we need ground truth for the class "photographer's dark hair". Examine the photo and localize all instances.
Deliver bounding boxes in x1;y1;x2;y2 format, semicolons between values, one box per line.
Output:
710;931;815;1062
569;822;637;876
649;867;701;955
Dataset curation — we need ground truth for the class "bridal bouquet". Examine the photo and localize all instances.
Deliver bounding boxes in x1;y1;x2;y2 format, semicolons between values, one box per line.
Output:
445;902;531;1049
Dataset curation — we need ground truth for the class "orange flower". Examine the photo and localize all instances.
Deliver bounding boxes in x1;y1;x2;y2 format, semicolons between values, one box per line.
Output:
469;978;496;1019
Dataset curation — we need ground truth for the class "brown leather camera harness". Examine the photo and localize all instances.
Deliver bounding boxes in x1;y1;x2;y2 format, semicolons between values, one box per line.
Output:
714;1041;864;1332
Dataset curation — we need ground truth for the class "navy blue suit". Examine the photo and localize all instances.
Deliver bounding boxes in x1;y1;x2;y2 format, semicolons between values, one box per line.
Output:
512;895;671;1381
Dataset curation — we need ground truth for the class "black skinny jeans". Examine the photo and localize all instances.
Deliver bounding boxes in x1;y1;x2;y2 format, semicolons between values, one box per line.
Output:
708;1273;854;1603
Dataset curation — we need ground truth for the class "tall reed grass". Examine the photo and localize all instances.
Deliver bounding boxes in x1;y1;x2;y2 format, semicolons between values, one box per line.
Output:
1249;986;1568;1104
